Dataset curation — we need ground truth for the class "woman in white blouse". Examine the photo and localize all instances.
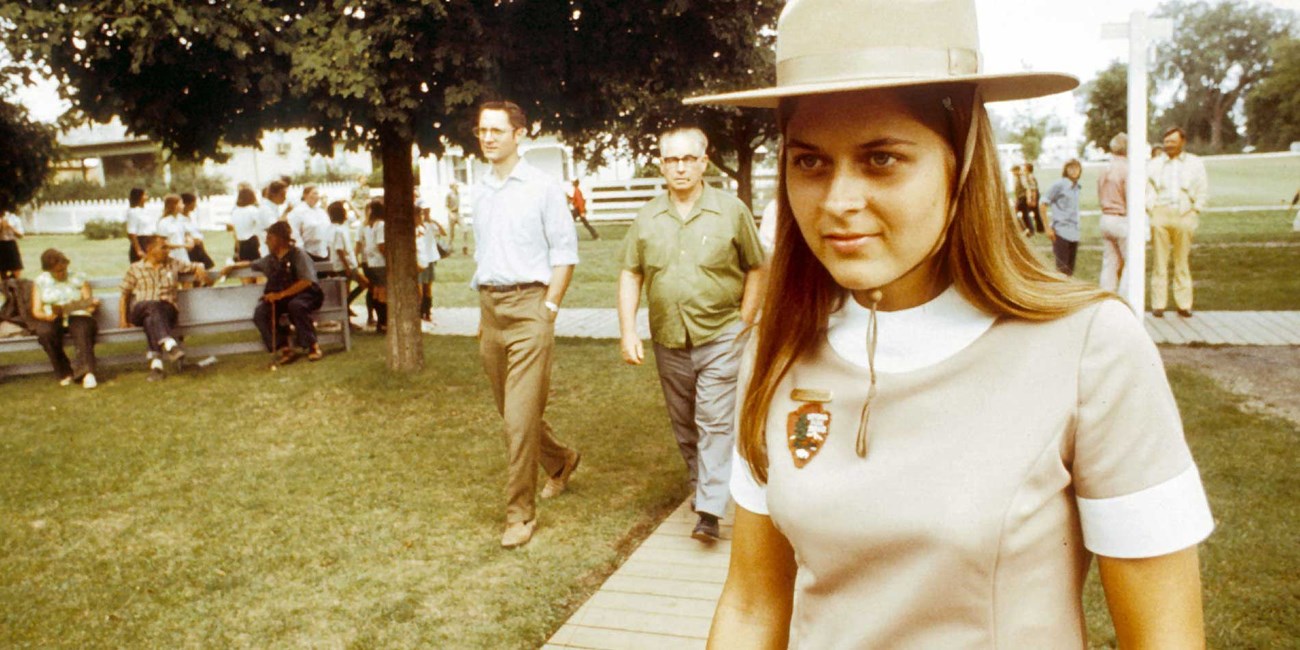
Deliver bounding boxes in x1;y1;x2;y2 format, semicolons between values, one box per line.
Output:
694;1;1212;647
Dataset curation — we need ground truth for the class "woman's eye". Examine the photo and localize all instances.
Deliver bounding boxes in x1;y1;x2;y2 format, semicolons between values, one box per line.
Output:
867;152;897;168
790;154;824;171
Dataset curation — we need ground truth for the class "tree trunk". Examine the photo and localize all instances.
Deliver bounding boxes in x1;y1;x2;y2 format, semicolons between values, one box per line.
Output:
379;126;424;373
734;144;754;211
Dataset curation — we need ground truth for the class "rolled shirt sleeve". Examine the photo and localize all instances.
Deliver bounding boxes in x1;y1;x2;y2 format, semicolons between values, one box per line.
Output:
620;218;643;274
1072;300;1214;558
543;181;580;268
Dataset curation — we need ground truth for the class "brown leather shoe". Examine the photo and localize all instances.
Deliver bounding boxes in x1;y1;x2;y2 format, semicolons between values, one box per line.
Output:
501;520;536;548
540;450;581;499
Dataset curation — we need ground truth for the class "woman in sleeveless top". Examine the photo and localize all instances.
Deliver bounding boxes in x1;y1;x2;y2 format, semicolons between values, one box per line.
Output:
692;1;1213;647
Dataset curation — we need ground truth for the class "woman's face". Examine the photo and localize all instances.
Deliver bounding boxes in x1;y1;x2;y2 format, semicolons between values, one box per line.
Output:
51;261;69;281
784;90;955;310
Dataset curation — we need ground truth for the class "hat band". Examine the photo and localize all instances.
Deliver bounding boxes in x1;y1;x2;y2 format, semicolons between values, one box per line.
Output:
777;47;981;87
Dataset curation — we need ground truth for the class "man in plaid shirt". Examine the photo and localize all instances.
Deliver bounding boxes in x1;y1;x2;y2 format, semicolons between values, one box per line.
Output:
118;237;210;380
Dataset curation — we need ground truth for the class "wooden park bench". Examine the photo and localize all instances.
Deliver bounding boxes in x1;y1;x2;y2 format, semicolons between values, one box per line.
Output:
0;269;352;378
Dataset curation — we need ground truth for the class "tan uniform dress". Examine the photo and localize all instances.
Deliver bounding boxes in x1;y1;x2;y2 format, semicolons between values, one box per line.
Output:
743;298;1212;648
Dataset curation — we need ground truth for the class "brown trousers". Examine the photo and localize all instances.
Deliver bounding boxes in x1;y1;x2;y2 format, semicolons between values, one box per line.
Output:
478;285;572;524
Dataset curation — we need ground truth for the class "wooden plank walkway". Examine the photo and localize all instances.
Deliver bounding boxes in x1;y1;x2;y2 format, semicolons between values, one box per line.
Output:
543;499;733;649
406;308;1300;346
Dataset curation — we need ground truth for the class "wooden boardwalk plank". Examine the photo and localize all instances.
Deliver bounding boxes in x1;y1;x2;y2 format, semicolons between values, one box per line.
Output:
1232;313;1289;345
1197;313;1247;345
600;575;726;601
550;624;707;650
587;591;719;618
575;606;713;637
1256;312;1300;344
1145;314;1184;344
613;559;729;584
1249;312;1296;343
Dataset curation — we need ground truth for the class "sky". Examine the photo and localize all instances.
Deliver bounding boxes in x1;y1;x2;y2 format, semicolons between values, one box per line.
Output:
11;0;1300;132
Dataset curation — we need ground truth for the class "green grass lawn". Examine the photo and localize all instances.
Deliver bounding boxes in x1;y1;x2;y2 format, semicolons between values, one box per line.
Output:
1;336;690;648
1;337;1296;647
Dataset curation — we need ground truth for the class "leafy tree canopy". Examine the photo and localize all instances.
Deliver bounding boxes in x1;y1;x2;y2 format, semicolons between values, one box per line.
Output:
1082;61;1157;153
1153;0;1294;152
1244;37;1300;151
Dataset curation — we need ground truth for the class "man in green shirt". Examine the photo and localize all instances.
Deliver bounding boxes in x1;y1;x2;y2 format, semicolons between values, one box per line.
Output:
617;126;765;543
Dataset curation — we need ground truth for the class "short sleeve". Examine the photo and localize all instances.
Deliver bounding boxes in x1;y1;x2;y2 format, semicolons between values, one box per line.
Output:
292;249;318;283
731;202;766;271
1073;300;1214;558
619;218;643;273
249;255;272;276
729;334;770;515
542;181;580;268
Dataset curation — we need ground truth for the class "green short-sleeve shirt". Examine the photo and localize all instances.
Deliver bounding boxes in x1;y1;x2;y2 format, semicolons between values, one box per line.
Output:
621;185;765;349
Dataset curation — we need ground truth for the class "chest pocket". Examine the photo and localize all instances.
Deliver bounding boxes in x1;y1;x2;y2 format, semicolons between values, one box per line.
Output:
698;231;736;269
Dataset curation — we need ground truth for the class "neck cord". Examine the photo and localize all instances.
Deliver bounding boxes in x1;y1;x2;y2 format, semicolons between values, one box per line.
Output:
855;289;884;457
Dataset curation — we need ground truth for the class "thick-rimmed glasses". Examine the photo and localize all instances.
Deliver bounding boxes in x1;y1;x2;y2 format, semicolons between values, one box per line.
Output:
661;155;703;166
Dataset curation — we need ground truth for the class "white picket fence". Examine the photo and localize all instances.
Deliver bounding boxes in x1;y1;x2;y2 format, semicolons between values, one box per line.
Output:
24;176;780;233
25;182;361;234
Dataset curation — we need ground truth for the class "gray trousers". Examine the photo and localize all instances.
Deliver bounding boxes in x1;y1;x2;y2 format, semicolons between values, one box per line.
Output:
652;325;743;519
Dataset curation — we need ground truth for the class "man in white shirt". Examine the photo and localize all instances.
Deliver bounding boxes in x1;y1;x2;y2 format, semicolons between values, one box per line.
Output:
471;100;581;549
1146;127;1209;318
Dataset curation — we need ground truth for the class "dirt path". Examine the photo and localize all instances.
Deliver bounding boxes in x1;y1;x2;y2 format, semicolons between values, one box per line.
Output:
1161;346;1300;427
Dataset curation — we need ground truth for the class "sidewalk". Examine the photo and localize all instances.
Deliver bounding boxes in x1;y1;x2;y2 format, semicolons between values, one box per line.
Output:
411;307;1300;346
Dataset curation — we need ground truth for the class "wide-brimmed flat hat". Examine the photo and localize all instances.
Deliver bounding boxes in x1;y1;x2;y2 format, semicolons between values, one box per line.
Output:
686;0;1077;107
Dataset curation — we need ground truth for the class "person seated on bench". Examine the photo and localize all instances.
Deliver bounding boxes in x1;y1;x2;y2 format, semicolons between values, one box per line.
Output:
30;249;100;388
118;236;211;381
224;221;326;364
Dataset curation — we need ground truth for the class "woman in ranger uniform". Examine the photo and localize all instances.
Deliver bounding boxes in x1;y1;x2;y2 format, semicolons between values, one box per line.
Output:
691;0;1214;647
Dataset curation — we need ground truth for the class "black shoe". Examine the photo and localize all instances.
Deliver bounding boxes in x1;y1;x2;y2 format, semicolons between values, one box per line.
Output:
691;514;720;543
147;368;165;382
1177;309;1193;318
166;344;186;363
1152;309;1164;318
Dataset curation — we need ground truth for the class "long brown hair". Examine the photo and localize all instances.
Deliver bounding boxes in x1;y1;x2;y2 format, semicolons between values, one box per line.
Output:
739;86;1109;483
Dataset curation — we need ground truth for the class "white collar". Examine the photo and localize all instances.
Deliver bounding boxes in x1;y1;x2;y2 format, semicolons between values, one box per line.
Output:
826;285;996;374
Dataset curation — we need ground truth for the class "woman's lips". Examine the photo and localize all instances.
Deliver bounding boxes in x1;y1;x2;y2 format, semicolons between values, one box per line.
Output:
824;232;878;254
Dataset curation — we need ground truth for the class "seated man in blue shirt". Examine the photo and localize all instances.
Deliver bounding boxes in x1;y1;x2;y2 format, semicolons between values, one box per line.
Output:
223;221;325;364
1042;159;1083;276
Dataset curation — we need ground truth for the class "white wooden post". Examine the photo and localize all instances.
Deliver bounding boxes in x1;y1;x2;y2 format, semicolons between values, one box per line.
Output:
1102;12;1172;317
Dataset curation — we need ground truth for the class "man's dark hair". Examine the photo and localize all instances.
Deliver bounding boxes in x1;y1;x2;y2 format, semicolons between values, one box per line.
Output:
128;187;146;207
266;220;293;242
1163;126;1187;141
326;201;347;224
180;192;197;207
479;101;527;131
1061;159;1081;177
268;180;288;197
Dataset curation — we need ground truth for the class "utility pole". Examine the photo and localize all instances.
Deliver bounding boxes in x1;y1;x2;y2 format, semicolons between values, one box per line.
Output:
1102;12;1172;317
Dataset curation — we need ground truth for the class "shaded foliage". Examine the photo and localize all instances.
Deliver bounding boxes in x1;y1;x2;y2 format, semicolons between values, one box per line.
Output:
1082;61;1157;152
1244;37;1300;151
0;94;57;212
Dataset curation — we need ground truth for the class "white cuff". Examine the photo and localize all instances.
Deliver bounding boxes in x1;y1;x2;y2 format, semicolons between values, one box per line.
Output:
1077;464;1214;559
729;446;769;515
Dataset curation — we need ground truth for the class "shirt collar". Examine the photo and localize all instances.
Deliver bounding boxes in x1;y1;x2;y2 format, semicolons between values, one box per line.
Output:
827;284;997;374
483;157;535;188
652;184;720;222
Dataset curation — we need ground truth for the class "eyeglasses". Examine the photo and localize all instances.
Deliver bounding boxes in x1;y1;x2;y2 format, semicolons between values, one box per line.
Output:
473;127;512;139
661;155;703;166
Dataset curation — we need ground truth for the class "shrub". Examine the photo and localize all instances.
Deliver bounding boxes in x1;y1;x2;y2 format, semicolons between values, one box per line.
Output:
83;218;128;240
